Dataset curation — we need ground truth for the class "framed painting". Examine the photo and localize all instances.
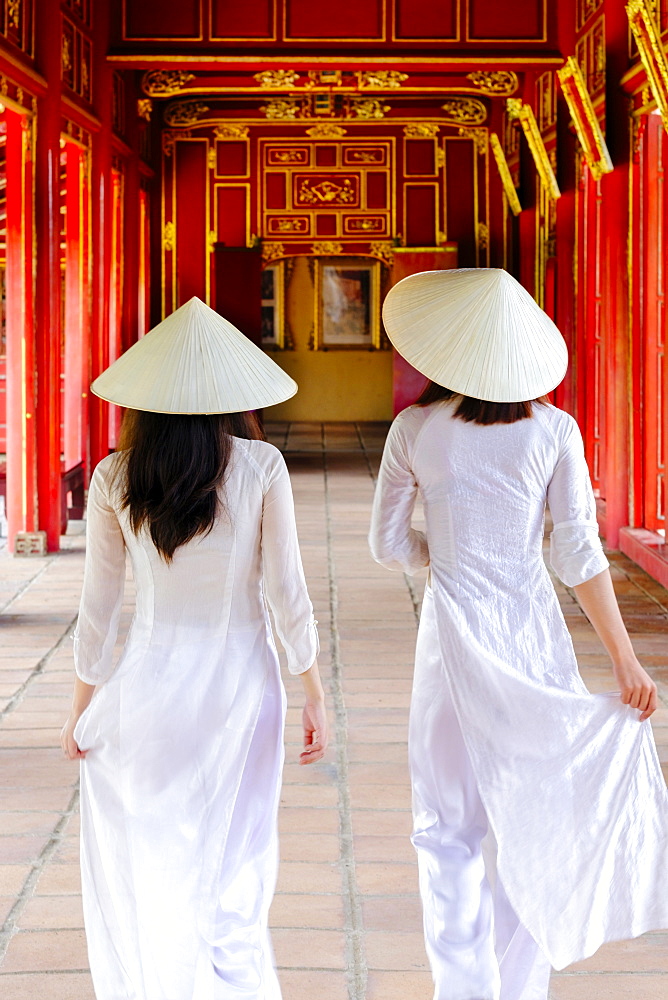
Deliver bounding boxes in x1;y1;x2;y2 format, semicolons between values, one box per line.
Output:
314;258;381;349
260;261;285;349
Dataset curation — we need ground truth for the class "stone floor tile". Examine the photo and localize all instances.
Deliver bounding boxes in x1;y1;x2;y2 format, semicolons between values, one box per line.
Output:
362;896;423;932
17;893;84;929
366;969;433;1000
277;969;348;1000
270;892;345;930
549;974;668;999
1;928;88;972
272;927;346;969
275;861;341;894
0;972;95;999
364;930;429;970
355;862;419;895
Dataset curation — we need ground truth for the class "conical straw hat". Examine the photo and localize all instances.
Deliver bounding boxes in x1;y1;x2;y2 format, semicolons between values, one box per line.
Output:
382;268;568;403
91;296;297;413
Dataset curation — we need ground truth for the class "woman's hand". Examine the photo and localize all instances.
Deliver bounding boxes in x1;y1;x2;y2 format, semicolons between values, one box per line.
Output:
613;656;658;721
300;696;328;765
60;712;87;761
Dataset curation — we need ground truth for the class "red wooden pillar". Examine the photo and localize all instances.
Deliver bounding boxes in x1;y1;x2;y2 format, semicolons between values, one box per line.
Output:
4;106;36;550
89;0;113;472
63;142;89;471
34;3;63;551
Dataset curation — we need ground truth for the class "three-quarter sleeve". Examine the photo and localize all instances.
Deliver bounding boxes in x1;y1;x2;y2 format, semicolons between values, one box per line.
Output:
547;415;609;587
73;460;127;685
261;455;319;675
369;413;429;575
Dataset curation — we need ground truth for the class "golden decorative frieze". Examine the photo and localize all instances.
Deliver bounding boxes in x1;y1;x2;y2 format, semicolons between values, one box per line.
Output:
357;70;408;89
312;241;343;255
298;177;357;206
458;127;488;155
557;57;612;181
269;218;308;233
163;222;175;252
466;71;519;96
306;124;347;138
441;98;487;126
260;98;303;120
489;134;522;215
207;147;216;169
369;241;395;264
8;0;21;30
346;97;390;120
214;124;250;139
436;148;445;169
506;100;560;199
346;218;385;232
271;150;305;163
626;0;668;131
403;123;439;138
163;101;209;127
262;243;285;263
142;70;196;98
207;230;217;254
137;99;152;121
254;69;301;89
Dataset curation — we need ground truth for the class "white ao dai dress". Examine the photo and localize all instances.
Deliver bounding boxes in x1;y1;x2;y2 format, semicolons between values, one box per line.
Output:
369;400;668;985
72;438;318;1000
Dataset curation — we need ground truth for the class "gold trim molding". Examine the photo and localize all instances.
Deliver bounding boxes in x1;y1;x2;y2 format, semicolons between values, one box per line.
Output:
490;133;522;215
507;99;560;199
142;70;195;97
626;0;668;132
557;57;612;181
466;71;519;96
163;100;209;126
255;69;300;88
441;97;487;125
357;70;408;89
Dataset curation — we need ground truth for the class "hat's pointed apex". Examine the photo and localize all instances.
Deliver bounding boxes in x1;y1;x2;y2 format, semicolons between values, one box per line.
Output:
90;298;298;413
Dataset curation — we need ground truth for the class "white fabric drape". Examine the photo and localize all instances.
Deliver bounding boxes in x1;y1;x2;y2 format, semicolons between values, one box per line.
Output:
73;438;318;1000
370;400;668;972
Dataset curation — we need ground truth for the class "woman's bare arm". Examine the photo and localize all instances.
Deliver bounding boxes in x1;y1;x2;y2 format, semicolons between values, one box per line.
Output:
573;569;658;721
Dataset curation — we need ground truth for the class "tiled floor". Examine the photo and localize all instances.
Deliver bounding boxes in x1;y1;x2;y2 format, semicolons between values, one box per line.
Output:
1;420;667;999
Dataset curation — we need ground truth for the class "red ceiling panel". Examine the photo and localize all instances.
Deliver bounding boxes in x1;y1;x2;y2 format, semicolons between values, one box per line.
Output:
468;0;545;41
122;0;202;39
394;0;458;40
210;0;275;39
284;0;384;39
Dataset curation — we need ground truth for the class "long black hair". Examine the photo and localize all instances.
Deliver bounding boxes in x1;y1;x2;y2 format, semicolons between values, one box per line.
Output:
415;380;547;425
115;409;264;562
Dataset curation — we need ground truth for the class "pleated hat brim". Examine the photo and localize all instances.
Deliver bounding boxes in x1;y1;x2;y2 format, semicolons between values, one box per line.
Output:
91;296;297;413
382;268;568;403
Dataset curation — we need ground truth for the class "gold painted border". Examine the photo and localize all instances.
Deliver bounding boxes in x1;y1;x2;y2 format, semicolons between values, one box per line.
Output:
626;0;668;131
402;135;439;176
122;0;205;42
509;101;560;199
208;0;278;42
213;182;252;249
490;133;521;215
107;54;565;67
313;257;381;350
402;181;440;248
390;0;460;44
557;56;612;181
283;0;387;42
465;0;548;43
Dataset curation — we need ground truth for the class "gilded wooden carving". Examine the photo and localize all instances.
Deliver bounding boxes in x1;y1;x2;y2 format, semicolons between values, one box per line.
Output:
346;97;390;120
441;98;487;126
626;0;668;131
254;70;300;89
403;123;439;137
466;71;519;96
557;57;612;181
163;101;209;127
142;70;195;98
506;100;560;199
458;127;488;155
215;124;250;139
306;124;347;138
490;134;522;216
357;71;408;89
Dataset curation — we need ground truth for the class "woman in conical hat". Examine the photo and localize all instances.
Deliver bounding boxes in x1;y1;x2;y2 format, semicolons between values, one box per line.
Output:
370;268;668;1000
60;297;328;1000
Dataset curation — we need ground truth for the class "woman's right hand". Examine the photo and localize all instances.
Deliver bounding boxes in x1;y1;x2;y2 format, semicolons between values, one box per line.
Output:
300;696;328;765
613;656;658;721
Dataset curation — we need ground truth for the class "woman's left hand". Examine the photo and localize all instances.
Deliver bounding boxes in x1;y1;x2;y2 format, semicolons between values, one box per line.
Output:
60;713;87;761
300;697;328;765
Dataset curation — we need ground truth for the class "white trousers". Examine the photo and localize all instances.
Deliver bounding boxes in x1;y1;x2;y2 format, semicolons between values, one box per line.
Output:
409;590;553;1000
